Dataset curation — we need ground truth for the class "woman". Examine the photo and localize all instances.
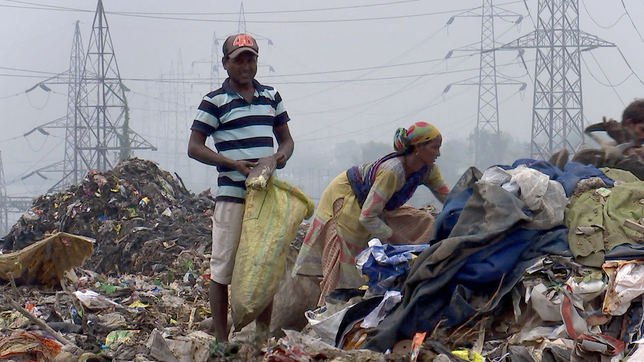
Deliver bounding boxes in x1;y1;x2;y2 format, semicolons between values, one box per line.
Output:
294;122;450;305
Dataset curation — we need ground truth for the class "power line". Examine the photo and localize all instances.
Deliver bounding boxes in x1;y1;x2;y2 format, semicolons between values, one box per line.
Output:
291;58;533;117
1;1;524;24
5;138;65;186
581;53;633;88
297;53;477;142
299;86;474;143
0;73;63;79
621;0;644;44
283;23;450;102
0;66;60;75
582;52;625;106
3;0;424;14
616;48;644;87
264;55;473;77
581;0;626;30
0;92;23;102
115;0;428;15
0;52;473;85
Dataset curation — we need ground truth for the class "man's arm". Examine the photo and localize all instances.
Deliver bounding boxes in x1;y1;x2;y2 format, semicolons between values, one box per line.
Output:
188;129;256;176
273;123;294;169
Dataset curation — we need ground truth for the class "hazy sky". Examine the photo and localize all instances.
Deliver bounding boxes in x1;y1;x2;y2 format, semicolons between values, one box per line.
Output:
1;0;644;200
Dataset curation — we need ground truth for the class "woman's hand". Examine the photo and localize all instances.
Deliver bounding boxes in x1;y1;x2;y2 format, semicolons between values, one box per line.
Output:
387;232;411;245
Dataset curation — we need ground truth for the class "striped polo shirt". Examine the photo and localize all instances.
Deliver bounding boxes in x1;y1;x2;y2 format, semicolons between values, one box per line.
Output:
191;78;290;203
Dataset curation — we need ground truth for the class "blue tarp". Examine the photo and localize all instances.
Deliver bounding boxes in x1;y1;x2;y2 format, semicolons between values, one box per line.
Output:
357;242;431;295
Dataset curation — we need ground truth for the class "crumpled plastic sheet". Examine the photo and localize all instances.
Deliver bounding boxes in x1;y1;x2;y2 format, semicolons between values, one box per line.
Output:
481;165;567;230
73;290;119;309
360;290;402;328
603;260;644;316
355;238;430;295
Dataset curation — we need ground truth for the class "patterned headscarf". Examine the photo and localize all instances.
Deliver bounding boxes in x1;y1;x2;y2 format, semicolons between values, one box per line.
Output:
393;122;441;154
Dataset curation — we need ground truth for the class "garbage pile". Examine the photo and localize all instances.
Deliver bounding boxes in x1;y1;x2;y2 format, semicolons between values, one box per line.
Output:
8;156;644;361
1;158;216;275
0;158;331;361
312;159;644;361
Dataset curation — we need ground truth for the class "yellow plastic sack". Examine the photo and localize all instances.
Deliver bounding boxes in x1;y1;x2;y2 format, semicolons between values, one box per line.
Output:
231;176;315;330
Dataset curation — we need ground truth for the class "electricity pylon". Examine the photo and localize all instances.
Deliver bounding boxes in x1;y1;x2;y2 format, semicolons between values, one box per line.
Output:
23;0;156;192
21;20;85;192
501;0;615;159
443;0;525;168
0;152;32;236
73;0;156;178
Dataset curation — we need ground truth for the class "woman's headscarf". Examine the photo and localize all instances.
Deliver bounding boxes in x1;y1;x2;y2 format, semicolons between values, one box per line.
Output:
393;122;441;154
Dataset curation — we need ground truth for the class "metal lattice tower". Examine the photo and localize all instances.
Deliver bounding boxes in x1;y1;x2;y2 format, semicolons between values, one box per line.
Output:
0;152;30;236
48;20;87;191
444;0;524;168
501;0;615;159
158;52;191;175
173;51;190;176
62;21;88;187
74;0;155;177
210;32;221;90
20;21;86;192
238;3;247;34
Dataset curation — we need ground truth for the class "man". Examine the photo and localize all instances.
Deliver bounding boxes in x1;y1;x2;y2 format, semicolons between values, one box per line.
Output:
188;33;294;342
621;99;644;145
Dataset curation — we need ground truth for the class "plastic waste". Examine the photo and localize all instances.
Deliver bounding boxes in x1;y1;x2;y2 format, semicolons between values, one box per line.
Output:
105;330;140;350
360;290;402;328
355;239;430;295
73;290;119;309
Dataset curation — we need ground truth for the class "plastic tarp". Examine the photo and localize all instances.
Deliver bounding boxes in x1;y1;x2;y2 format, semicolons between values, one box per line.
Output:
0;232;94;286
355;239;430;295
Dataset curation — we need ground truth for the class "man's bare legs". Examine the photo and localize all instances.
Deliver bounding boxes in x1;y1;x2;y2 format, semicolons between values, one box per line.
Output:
210;281;273;343
209;281;229;342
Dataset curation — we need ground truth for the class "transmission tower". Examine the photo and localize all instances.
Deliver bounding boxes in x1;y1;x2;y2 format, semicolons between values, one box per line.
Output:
0;151;32;236
46;20;87;191
157;52;191;175
20;21;85;192
501;0;615;159
238;3;247;34
23;1;156;191
210;32;221;90
444;0;525;168
73;0;156;177
173;51;190;177
63;21;87;187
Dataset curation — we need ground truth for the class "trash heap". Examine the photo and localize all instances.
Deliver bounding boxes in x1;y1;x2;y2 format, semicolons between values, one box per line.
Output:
8;156;644;361
0;158;331;361
309;160;644;361
1;158;216;275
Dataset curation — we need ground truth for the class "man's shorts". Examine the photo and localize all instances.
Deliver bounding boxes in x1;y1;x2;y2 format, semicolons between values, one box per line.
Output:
209;201;244;285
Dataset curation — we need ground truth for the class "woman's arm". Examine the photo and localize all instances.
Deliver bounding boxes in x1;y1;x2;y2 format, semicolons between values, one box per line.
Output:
423;164;450;204
359;168;405;242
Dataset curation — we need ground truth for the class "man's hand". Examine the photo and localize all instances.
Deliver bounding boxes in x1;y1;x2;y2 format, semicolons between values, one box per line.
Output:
274;152;288;169
603;116;632;144
235;160;258;177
